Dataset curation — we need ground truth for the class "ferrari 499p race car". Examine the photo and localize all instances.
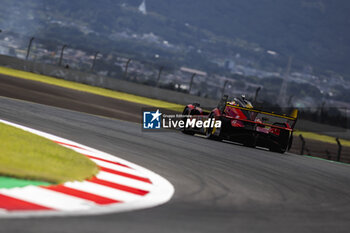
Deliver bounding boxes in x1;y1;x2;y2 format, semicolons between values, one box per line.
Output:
181;95;298;153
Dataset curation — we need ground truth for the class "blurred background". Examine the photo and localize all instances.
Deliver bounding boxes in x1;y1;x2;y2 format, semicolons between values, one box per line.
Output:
0;0;349;122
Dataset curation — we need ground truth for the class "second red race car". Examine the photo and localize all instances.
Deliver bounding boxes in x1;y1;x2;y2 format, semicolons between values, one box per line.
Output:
181;95;298;153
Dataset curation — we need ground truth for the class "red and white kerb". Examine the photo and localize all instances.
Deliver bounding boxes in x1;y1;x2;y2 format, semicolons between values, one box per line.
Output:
0;119;174;218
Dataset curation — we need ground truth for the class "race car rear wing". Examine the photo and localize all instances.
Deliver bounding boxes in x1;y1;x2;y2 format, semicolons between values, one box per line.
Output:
225;104;298;121
218;95;298;130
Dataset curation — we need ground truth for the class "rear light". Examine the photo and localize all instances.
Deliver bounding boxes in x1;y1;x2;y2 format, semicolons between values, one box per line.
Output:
269;128;280;136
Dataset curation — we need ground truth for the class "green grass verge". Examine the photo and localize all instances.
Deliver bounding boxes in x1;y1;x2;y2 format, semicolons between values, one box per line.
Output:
300;154;350;166
0;66;184;111
0;122;99;184
0;176;50;188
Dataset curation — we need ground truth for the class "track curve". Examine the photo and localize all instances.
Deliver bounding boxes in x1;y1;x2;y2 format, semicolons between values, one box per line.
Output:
0;119;174;218
0;96;350;233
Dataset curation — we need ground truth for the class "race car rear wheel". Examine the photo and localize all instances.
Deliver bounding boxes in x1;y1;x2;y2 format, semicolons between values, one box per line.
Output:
181;108;195;135
270;144;286;153
205;113;222;141
269;123;290;153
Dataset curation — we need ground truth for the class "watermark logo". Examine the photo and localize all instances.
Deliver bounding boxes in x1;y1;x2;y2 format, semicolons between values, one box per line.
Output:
143;109;162;129
162;117;221;129
142;108;222;131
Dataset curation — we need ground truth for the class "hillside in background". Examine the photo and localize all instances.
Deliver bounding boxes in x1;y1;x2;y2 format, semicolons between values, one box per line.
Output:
0;0;349;79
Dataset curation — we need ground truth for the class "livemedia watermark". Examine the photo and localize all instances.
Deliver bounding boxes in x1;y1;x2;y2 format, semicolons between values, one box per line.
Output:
142;108;221;131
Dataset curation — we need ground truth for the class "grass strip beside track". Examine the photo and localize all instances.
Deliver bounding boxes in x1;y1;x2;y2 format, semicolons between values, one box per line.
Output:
0;176;50;189
0;122;99;184
0;66;184;111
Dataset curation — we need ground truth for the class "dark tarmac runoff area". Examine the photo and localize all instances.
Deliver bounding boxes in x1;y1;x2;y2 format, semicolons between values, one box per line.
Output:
1;74;350;233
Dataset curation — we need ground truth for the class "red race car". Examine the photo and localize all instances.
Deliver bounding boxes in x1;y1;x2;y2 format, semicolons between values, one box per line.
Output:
181;95;298;153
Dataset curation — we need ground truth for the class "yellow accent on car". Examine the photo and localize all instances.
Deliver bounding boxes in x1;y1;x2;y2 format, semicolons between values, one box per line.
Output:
290;109;298;118
226;103;297;120
212;125;217;134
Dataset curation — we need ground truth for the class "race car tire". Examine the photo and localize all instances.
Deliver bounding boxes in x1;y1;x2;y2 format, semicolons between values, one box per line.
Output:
287;132;293;151
269;123;289;153
269;144;286;153
181;108;195;135
205;113;222;141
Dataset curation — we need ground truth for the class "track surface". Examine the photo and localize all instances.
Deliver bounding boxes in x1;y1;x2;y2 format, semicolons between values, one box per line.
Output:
1;74;350;232
1;97;350;233
2;73;350;163
0;74;143;123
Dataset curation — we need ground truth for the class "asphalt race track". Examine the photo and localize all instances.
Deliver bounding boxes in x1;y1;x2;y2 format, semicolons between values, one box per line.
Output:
1;98;350;233
0;74;144;123
1;80;350;232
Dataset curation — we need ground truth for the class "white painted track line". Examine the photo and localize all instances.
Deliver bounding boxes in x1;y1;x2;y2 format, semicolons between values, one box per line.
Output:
96;171;154;191
90;159;147;177
64;181;141;202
